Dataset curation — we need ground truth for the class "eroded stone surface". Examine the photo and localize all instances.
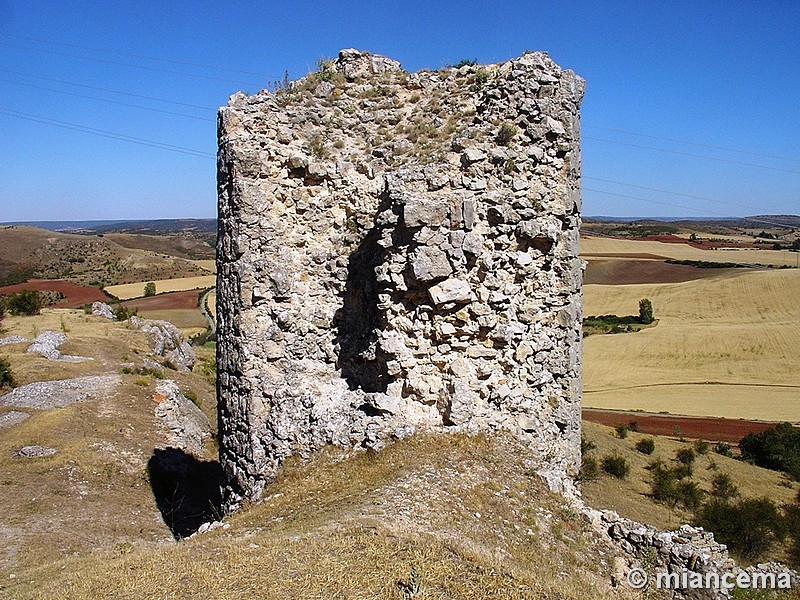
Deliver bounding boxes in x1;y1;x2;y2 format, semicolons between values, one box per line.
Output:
130;316;196;372
0;375;121;409
217;49;585;508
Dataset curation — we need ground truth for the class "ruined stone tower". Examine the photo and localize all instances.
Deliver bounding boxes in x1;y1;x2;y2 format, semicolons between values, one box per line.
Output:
217;49;585;508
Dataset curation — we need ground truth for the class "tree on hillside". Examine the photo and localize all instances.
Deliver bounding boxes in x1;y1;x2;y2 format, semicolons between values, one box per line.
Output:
5;290;43;316
144;282;156;297
638;298;654;324
0;356;15;389
793;239;800;251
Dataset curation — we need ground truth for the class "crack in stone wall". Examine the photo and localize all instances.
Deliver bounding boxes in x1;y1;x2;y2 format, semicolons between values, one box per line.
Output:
217;49;585;508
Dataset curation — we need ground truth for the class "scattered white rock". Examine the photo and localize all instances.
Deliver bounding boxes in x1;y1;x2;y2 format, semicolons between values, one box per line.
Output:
13;445;57;458
0;375;121;409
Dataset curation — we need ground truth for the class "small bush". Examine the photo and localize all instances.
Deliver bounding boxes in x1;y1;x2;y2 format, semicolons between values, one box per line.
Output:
113;305;137;321
675;480;705;512
453;59;477;68
614;424;629;439
0;356;16;389
694;440;710;455
143;282;156;297
580;436;596;455
676;447;696;466
715;441;733;457
4;290;43;316
710;473;740;501
635;438;656;455
696;498;787;561
496;122;518;146
627;421;640;433
579;456;599;481
473;68;489;89
650;463;678;504
601;455;630;479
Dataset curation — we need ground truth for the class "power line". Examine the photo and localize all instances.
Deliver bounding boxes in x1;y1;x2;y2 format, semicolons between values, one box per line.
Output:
0;78;215;122
0;68;214;110
0;32;275;78
0;41;263;87
584;136;800;176
585;125;800;164
583;176;770;215
0;107;215;158
583;187;797;229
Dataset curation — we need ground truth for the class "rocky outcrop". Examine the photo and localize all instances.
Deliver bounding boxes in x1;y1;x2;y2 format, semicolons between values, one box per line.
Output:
91;301;115;320
153;380;211;456
0;375;121;409
130;316;196;372
26;331;92;362
217;49;585;508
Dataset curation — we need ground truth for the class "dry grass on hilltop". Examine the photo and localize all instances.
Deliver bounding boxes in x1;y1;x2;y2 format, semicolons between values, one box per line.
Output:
6;432;636;600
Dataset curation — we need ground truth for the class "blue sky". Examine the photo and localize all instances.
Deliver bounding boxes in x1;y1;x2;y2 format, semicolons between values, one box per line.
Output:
1;0;798;221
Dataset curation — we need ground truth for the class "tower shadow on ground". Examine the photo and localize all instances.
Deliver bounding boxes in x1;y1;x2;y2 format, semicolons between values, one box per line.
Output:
147;447;223;539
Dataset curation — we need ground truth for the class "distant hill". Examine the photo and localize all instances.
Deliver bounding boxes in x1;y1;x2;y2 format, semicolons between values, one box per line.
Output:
0;225;211;287
585;215;800;229
3;218;217;234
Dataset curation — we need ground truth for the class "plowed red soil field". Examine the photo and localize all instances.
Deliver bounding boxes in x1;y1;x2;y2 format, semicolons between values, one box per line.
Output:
121;290;200;310
582;408;792;443
0;279;108;308
584;259;741;285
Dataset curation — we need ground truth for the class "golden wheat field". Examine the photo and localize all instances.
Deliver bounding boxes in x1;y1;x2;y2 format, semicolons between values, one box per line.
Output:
104;275;216;300
207;290;216;320
583;268;800;421
581;235;799;267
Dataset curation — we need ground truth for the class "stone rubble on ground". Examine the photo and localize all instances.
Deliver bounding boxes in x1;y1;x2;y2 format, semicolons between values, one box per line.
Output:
542;471;798;599
129;316;196;372
12;445;57;458
0;375;121;409
0;335;27;346
216;48;585;508
91;301;115;320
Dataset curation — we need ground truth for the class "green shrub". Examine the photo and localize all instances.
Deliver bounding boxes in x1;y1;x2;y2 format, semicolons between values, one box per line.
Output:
496;122;518;146
452;59;477;68
675;480;705;512
694;440;710;455
739;422;800;480
650;462;678;504
638;298;654;324
143;282;156;297
580;436;596;454
4;290;43;316
696;498;787;561
714;441;733;457
627;421;640;433
579;456;600;481
614;424;629;439
635;438;656;455
473;68;489;90
601;455;630;479
113;305;137;321
0;356;16;389
676;447;696;466
710;473;740;501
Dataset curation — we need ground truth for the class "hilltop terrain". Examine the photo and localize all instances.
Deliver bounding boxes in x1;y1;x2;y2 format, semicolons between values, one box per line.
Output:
0;225;213;287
